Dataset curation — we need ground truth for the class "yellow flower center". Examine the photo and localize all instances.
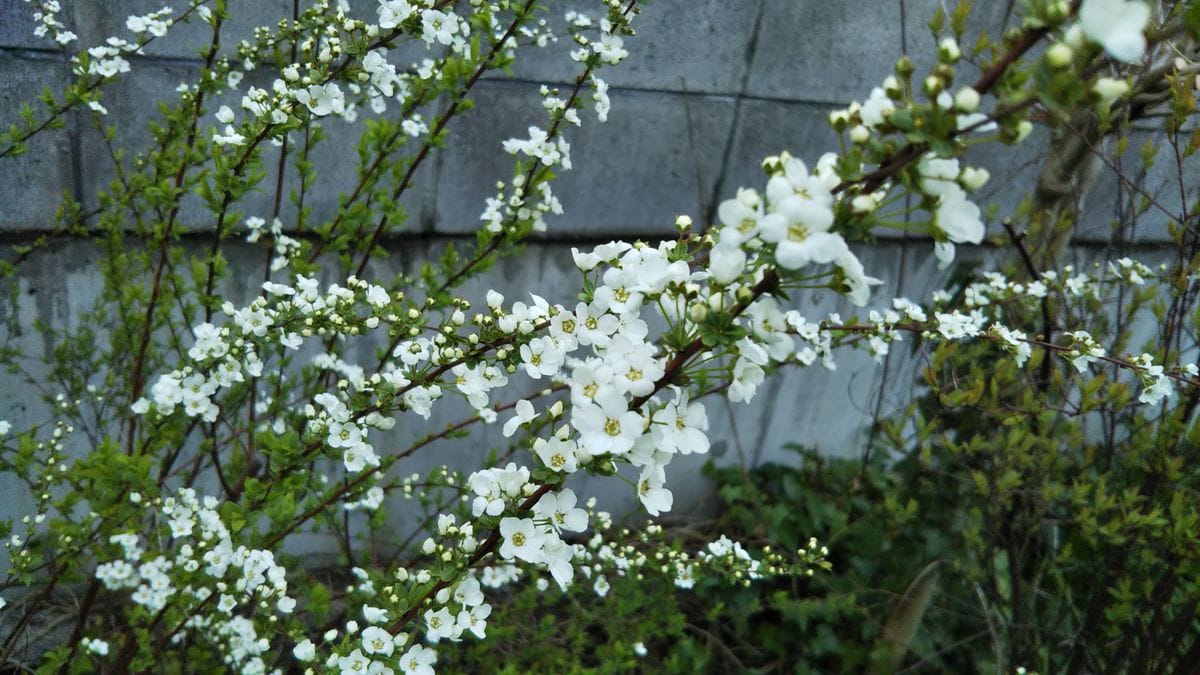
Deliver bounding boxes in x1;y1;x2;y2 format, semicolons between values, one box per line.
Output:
604;418;621;436
787;224;810;242
512;532;526;547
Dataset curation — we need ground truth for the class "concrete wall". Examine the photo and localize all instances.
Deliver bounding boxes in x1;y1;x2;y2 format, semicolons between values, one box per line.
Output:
0;0;1187;526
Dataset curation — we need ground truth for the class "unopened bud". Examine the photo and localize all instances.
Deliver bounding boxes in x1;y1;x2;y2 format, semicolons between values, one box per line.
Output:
851;194;877;214
938;37;961;64
953;87;980;113
1045;42;1073;69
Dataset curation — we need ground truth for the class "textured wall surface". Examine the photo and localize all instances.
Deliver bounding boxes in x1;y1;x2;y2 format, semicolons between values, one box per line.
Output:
0;0;1187;526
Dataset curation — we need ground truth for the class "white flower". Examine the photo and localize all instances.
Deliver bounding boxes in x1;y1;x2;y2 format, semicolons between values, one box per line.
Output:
519;337;563;379
935;187;985;244
709;242;746;285
758;208;846;270
294;83;345;117
378;0;415;29
835;250;883;307
420;10;459;46
918;155;961;197
571;390;643;456
359;626;394;656
293;639;316;662
860;87;895;128
1137;359;1174;405
651;390;709;455
637;465;673;516
593;34;628;64
453;578;485;607
82;638;109;656
399;644;437;675
502;399;537;438
534;489;588;533
1079;0;1150;63
534;436;580;473
498;517;545;564
457;603;492;639
934;241;956;269
717;188;765;245
424;607;461;643
593;575;611;597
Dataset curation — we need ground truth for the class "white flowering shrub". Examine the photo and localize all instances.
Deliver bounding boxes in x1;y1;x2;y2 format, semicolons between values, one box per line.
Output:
0;0;1197;671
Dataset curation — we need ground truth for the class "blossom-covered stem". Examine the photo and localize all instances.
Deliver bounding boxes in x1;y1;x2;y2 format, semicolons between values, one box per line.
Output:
843;1;1081;198
261;384;566;548
384;482;557;636
821;323;1200;388
202;130;274;325
978;0;1082;94
433;0;640;296
306;2;536;263
0;3;209;160
350;0;543;279
125;15;225;454
240;0;304;498
632;269;781;409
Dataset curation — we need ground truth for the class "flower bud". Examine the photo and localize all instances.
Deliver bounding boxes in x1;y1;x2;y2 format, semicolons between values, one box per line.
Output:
938;37;961;64
1093;77;1129;104
960;166;990;192
688;302;708;323
849;125;870;144
1015;119;1033;142
895;55;915;76
1044;0;1070;23
953;87;980;113
882;75;901;98
674;214;692;231
851;194;877;214
923;75;944;97
1045;42;1073;69
827;110;850;132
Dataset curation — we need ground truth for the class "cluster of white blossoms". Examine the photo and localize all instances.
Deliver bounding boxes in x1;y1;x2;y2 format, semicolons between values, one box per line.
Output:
772;261;1193;407
551;516;829;597
24;0;77;45
481;14;631;234
94;489;295;674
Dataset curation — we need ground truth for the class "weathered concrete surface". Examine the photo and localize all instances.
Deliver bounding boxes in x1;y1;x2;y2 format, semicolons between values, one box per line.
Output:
0;54;75;232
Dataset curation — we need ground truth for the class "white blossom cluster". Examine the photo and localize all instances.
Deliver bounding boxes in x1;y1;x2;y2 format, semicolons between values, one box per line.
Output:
24;0;77;45
776;262;1192;407
94;489;296;673
569;520;828;596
